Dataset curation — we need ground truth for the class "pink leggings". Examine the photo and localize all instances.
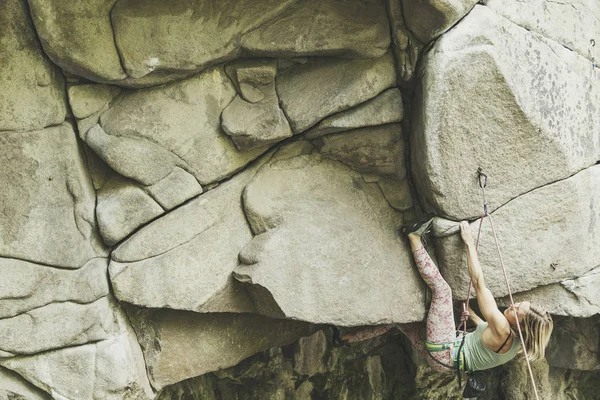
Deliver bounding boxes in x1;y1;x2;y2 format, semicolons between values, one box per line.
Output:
343;246;455;371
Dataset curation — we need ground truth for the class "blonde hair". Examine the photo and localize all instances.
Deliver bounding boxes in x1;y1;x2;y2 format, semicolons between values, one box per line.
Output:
516;304;553;361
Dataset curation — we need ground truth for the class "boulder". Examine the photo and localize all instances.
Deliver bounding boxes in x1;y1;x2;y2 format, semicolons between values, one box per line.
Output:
0;0;66;132
111;0;298;79
0;124;107;268
362;174;413;212
109;157;270;313
314;124;406;178
412;6;600;220
498;266;600;318
0;257;108;319
276;52;397;133
241;0;389;59
96;175;164;246
546;315;600;371
436;165;600;300
306;89;404;139
221;60;292;150
125;307;315;390
99;67;268;185
0;366;50;400
387;0;422;83
67;84;121;119
27;0;126;82
144;167;203;210
0;308;154;400
483;0;600;62
0;296;115;356
236;152;426;326
401;0;478;43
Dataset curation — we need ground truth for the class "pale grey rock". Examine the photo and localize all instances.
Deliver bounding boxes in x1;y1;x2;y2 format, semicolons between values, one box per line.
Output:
0;366;50;400
498;267;600;318
67;84;121;119
126;307;315;390
0;123;107;268
99;67;268;185
85;124;179;186
387;0;423;83
314;124;406;178
412;6;600;220
241;0;390;59
431;217;460;238
0;308;154;400
0;296;115;356
236;152;425;326
401;0;479;43
112;0;298;79
0;0;66;132
0;257;108;319
81;142;112;190
306;89;404;139
27;0;126;82
109;158;270;313
546;316;600;371
483;0;600;62
376;177;413;212
222;60;292;150
144;167;203;210
76;104;109;141
277;52;397;133
97;175;164;246
436;165;600;300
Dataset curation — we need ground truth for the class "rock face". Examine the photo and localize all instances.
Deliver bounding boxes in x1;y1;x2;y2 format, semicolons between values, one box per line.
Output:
412;5;600;220
0;0;66;132
3;0;600;398
0;124;107;268
237;151;425;326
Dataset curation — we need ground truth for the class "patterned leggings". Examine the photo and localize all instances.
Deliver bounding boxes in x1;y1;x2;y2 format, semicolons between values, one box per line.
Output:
342;246;455;372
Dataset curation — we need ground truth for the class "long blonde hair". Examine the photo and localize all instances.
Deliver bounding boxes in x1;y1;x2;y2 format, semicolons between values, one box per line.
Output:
516;304;553;361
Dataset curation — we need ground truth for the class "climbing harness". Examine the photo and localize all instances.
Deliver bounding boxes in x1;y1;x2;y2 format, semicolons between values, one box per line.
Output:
473;169;541;400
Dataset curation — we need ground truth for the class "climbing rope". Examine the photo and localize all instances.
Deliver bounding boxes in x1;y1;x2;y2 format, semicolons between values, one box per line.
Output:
474;169;541;400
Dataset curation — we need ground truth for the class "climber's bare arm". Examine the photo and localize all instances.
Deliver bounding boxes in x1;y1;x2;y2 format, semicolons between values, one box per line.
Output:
460;222;509;336
467;303;483;326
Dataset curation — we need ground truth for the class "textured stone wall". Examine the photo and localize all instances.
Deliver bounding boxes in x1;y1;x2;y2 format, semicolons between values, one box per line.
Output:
1;0;599;399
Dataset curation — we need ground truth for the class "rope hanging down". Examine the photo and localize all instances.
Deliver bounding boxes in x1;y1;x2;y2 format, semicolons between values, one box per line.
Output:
472;169;541;400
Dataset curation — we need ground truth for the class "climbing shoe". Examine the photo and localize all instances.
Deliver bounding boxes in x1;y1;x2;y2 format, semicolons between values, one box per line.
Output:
331;326;348;347
399;214;435;237
462;374;486;399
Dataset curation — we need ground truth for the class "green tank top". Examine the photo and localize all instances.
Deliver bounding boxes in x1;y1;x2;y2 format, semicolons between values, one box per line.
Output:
462;322;521;372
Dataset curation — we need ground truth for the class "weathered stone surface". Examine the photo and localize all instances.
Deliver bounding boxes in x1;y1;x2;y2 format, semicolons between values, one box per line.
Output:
498;266;600;318
99;67;268;185
241;0;390;59
0;0;66;132
362;174;413;212
111;0;298;79
222;60;292;150
401;0;478;43
109;158;270;313
144;167;203;210
0;366;50;400
546;316;600;371
97;175;164;246
436;165;600;301
306;89;404;139
27;0;126;82
314;124;406;178
387;0;423;83
126;307;315;390
236;152;425;326
0;296;115;356
412;6;600;220
85;124;179;186
277;52;397;133
0;257;108;319
0;308;154;400
67;84;121;119
0;123;107;268
483;0;600;62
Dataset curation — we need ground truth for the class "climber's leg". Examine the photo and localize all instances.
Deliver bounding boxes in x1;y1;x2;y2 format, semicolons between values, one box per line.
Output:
409;233;455;371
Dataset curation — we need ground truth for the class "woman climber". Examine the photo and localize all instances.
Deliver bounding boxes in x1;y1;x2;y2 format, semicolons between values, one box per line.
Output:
338;218;553;374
